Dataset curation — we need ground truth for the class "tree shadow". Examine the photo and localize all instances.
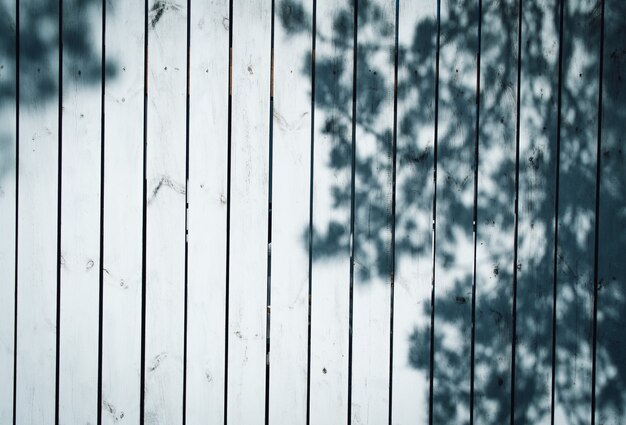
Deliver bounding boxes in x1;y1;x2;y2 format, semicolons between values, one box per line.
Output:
281;0;625;423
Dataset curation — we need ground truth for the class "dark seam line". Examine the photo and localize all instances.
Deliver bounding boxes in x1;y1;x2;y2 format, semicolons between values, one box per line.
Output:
428;1;441;423
55;0;63;422
387;0;400;424
140;0;149;420
510;0;524;423
223;0;234;423
469;0;482;422
265;0;275;423
13;0;19;422
182;0;191;423
347;0;358;424
590;0;605;423
305;0;317;423
97;0;107;422
550;0;565;422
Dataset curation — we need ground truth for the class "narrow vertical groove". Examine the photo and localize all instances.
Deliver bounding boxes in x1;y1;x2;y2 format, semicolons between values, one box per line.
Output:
509;0;524;422
590;1;606;423
550;0;565;422
55;0;64;422
97;0;107;422
469;0;482;421
387;0;400;423
264;0;275;423
12;0;20;422
305;1;317;423
139;0;149;421
223;0;234;423
182;0;191;423
428;1;441;423
346;0;359;423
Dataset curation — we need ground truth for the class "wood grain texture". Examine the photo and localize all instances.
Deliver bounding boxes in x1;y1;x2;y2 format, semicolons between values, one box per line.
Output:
144;0;188;422
185;0;229;423
226;1;272;423
15;0;60;423
308;0;354;423
268;0;313;423
351;0;395;423
58;0;103;421
0;0;16;421
391;0;436;423
514;0;560;422
595;0;626;423
101;0;145;423
553;0;601;423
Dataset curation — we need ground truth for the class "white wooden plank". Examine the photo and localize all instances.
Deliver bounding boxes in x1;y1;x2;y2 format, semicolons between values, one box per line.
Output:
553;0;601;423
227;1;271;423
15;0;60;423
144;0;187;423
391;0;436;423
473;0;518;421
101;0;145;422
596;1;626;423
308;0;354;423
268;0;313;423
432;0;479;422
0;0;16;421
58;0;102;422
351;0;395;423
185;0;229;422
514;0;559;422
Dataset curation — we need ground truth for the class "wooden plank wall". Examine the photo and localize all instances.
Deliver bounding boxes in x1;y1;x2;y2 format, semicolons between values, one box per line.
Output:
0;0;624;424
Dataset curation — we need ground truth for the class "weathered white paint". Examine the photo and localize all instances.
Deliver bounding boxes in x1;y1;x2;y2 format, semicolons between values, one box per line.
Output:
515;0;559;421
15;0;59;423
351;0;395;423
0;0;16;422
391;0;436;423
432;0;478;422
227;1;271;424
58;0;103;422
101;0;145;423
268;0;313;423
144;0;188;423
309;1;353;424
185;0;229;423
473;0;518;422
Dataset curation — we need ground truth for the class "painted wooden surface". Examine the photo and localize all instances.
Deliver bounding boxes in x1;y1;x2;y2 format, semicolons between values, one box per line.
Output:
101;0;145;423
226;1;271;424
58;0;103;422
391;0;435;423
0;0;16;422
268;0;313;423
1;1;624;424
185;0;229;423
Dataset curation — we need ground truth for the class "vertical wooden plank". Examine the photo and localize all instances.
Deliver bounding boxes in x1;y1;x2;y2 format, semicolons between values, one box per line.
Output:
101;0;145;423
473;0;518;422
308;0;353;423
15;0;59;423
595;0;626;423
432;0;478;422
185;0;229;423
0;0;16;421
553;0;601;422
391;0;436;422
268;0;313;423
144;0;187;423
351;0;395;423
514;0;560;422
58;0;102;421
227;1;271;423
